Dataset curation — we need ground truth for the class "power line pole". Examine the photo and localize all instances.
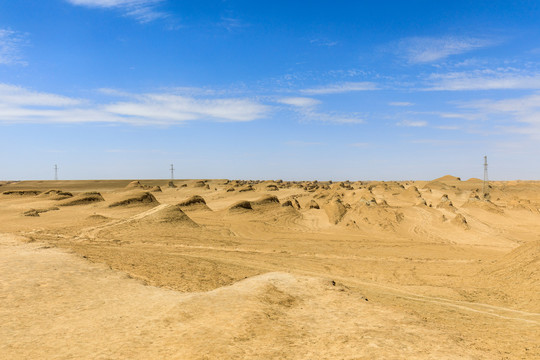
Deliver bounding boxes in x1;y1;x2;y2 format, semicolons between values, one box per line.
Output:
54;164;58;181
482;156;488;199
170;164;175;180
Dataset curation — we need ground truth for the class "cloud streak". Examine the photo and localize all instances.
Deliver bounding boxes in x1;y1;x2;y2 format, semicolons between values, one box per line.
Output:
425;69;540;91
66;0;166;22
0;29;27;65
0;84;269;125
396;120;428;127
300;81;378;95
277;97;321;107
277;95;364;124
454;93;540;139
396;36;494;64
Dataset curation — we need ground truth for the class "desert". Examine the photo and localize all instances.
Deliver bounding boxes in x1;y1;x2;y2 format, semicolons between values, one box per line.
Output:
0;176;538;359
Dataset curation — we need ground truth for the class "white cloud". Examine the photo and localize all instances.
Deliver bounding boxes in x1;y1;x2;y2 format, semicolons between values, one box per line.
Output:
66;0;166;22
277;94;364;124
219;17;248;32
294;108;364;124
310;38;338;47
455;93;540;139
425;69;540;91
397;36;494;64
107;94;268;122
436;125;460;130
277;97;321;107
396;120;427;127
0;84;83;106
389;101;414;107
350;142;370;148
0;84;269;125
0;29;27;65
459;93;540;113
301;81;378;95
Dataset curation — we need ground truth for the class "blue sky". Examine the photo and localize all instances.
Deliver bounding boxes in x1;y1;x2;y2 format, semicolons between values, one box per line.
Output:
1;1;540;180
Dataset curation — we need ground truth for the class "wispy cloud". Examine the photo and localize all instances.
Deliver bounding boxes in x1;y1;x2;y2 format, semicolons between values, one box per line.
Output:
106;93;268;122
455;93;540;139
277;97;320;107
0;29;27;65
310;38;338;47
300;81;378;95
219;17;248;32
0;84;83;106
436;125;460;130
389;101;414;107
396;36;495;64
278;95;364;124
303;111;364;124
0;84;269;125
425;69;540;91
66;0;166;22
460;93;540;113
350;142;370;148
396;120;427;127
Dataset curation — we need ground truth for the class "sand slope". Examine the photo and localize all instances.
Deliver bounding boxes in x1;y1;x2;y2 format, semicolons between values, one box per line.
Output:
0;234;482;359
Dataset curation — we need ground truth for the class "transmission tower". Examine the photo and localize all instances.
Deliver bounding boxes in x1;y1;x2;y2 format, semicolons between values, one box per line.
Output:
170;164;175;180
54;164;58;181
482;156;488;199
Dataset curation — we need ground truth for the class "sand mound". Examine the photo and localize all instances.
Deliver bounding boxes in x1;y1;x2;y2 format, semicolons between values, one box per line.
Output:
507;199;540;213
142;205;198;226
422;180;449;190
150;186;162;192
486;241;539;285
358;197;378;207
282;197;301;209
238;185;254;192
434;175;461;182
324;199;347;224
125;180;151;190
308;200;320;209
193;180;206;188
228;200;253;211
177;195;211;211
39;189;73;200
23;206;59;216
59;192;105;206
22;209;40;217
109;192;158;208
462;198;503;214
251;195;280;206
436;194;455;210
168;181;177;188
451;213;470;230
2;190;41;196
395;186;422;204
86;214;109;221
345;204;405;231
466;178;483;183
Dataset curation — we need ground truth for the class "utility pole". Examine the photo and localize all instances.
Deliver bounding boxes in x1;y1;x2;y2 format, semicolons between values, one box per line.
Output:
168;164;177;188
482;156;488;199
54;164;58;181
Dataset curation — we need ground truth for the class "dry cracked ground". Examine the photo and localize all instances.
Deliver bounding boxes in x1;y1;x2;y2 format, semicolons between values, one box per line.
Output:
0;176;538;359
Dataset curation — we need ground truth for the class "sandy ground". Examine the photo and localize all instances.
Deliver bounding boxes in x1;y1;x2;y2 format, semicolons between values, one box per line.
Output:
0;177;538;359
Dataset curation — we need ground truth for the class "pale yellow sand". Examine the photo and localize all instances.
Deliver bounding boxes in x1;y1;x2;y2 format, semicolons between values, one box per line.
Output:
0;178;538;358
